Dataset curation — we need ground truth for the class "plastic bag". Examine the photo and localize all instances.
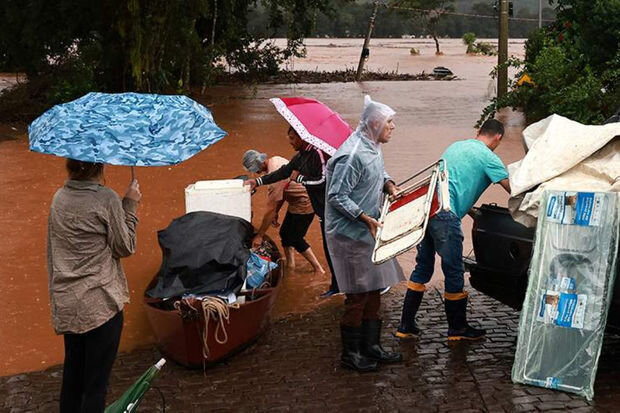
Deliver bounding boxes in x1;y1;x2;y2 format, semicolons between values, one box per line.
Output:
246;252;278;289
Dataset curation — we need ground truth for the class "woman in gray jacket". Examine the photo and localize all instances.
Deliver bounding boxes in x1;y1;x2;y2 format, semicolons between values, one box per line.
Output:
47;159;141;412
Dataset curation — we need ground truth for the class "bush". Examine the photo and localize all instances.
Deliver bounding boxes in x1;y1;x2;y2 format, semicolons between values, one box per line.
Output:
0;41;99;122
473;42;497;56
48;58;96;105
226;39;300;80
462;32;477;53
462;32;496;55
478;0;619;126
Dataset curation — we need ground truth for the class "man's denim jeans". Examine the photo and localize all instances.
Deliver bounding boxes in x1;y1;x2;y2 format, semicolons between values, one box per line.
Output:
409;211;465;293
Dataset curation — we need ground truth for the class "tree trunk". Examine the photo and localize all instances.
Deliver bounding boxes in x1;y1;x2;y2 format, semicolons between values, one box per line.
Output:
433;32;440;54
211;0;217;48
201;0;217;95
184;54;191;92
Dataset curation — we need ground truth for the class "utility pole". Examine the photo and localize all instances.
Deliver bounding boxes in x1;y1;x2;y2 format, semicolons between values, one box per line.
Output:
497;0;509;98
538;0;542;28
356;1;380;81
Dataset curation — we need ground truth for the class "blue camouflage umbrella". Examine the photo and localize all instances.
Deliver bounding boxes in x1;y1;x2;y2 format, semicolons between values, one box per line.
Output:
28;92;227;166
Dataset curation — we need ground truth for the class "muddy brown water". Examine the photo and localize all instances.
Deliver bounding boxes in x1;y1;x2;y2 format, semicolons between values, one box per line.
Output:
0;39;527;375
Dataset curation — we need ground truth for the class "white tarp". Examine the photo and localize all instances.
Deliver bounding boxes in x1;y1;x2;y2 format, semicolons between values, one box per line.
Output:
508;115;620;227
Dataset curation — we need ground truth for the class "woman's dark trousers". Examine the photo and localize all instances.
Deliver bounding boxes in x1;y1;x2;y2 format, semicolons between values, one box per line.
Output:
60;311;123;413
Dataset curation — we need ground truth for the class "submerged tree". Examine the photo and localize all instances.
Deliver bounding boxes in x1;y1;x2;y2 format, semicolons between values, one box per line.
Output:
463;32;477;54
462;32;496;56
391;0;454;54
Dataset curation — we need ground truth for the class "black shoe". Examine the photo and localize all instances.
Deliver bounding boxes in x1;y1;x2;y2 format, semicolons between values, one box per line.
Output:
448;325;486;341
320;289;341;299
362;319;402;364
444;294;485;341
394;324;420;339
395;289;424;338
340;325;378;372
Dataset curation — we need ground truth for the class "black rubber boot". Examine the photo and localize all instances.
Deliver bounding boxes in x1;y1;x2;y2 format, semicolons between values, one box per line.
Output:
444;296;486;341
362;319;402;363
395;289;424;338
340;325;378;372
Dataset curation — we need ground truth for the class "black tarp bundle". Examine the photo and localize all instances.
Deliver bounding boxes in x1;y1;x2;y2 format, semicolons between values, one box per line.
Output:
146;211;253;299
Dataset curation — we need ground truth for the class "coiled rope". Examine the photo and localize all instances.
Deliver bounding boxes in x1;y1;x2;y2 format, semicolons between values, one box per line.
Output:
199;297;238;360
174;296;239;360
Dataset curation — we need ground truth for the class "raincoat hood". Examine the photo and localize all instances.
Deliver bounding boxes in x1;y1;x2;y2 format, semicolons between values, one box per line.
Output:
358;95;396;143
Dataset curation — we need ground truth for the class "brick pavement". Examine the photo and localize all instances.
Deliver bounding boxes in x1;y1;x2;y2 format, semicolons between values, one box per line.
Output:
2;284;620;412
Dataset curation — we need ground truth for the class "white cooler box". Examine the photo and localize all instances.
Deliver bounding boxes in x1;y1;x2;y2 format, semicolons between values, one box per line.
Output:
185;179;251;223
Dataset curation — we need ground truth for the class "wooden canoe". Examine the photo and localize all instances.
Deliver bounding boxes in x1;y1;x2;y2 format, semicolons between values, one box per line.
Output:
143;254;283;368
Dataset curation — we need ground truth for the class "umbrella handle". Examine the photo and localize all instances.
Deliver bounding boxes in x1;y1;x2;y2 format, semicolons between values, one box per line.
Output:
131;166;135;182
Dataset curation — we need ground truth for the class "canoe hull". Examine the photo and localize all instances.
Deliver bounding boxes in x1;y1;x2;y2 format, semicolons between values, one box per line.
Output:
144;286;280;368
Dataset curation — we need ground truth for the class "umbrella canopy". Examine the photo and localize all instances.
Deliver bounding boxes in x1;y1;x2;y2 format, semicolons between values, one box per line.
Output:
270;97;352;156
105;358;166;413
29;92;227;166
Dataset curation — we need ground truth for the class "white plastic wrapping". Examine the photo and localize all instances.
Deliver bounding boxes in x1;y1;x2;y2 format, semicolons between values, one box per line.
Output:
507;114;620;227
509;115;619;196
512;190;619;400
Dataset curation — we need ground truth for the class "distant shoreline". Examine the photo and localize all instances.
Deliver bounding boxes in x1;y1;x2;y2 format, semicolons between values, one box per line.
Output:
214;69;457;85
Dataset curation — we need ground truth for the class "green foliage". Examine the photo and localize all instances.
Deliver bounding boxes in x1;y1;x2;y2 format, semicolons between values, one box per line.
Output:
0;0;333;90
0;0;333;121
475;42;496;56
523;27;547;71
227;39;289;78
463;32;477;52
478;0;619;126
462;32;496;55
48;59;97;104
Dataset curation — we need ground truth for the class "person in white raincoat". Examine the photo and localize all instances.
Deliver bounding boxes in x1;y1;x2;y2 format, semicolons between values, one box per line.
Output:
325;95;405;372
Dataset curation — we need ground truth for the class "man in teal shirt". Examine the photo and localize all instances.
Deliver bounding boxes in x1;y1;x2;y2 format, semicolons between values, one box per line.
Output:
396;119;511;341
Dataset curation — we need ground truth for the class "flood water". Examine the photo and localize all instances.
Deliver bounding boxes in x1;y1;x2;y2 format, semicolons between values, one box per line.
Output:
0;38;527;375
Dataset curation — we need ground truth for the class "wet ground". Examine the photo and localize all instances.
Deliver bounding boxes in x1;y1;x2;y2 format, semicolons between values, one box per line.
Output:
3;285;620;412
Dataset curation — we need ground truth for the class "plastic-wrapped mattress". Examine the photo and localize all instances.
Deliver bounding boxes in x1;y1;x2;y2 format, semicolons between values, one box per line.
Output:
512;190;619;400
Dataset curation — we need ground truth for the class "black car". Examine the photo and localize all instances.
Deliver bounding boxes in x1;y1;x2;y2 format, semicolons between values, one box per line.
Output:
464;203;620;331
